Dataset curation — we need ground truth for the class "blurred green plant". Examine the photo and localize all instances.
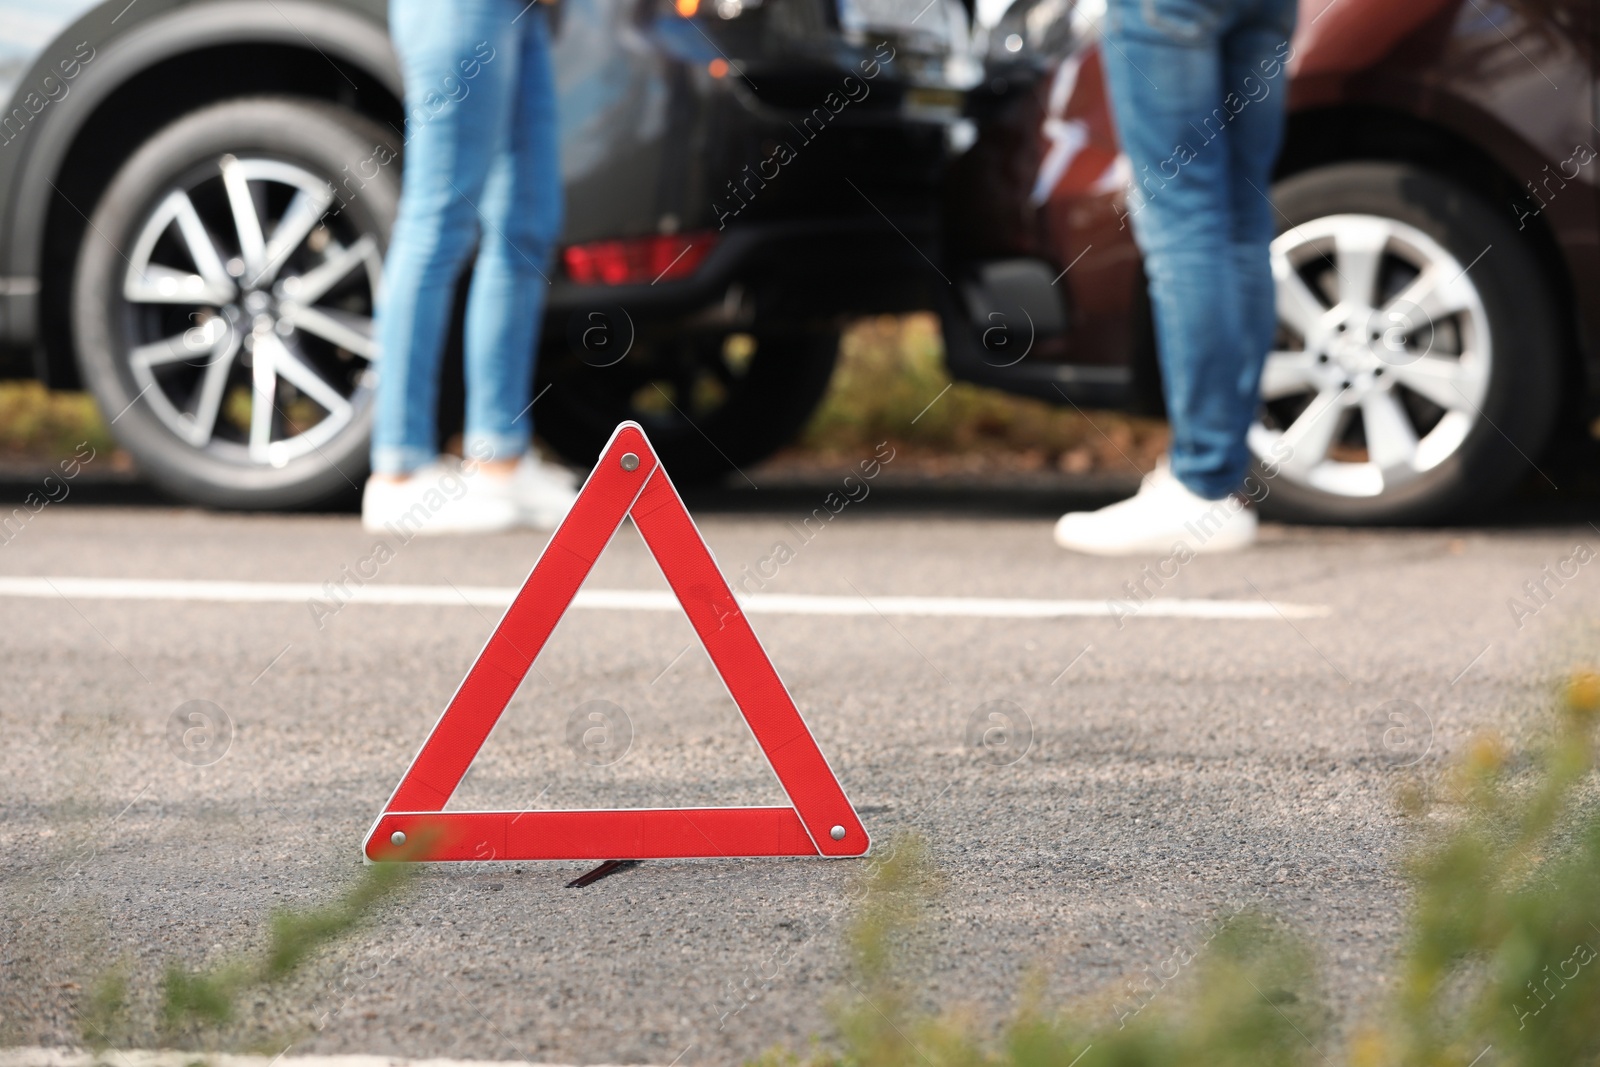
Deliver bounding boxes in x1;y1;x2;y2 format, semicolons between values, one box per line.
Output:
799;315;1167;474
0;381;113;460
81;858;414;1050
761;673;1600;1067
0;317;1167;474
1373;672;1600;1067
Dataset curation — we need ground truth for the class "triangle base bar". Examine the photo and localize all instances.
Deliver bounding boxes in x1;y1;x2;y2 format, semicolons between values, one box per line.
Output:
367;808;822;861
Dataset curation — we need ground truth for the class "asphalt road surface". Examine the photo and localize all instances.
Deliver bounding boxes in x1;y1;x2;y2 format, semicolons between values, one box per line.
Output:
4;470;1599;1066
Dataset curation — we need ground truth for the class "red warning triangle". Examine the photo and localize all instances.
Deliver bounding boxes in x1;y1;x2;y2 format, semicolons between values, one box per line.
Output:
364;422;868;862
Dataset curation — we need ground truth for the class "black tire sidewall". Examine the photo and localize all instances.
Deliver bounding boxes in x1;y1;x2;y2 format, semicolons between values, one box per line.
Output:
73;97;398;510
1255;162;1561;525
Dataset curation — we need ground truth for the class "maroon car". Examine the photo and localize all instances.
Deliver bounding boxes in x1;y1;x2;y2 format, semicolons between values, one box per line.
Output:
944;0;1594;522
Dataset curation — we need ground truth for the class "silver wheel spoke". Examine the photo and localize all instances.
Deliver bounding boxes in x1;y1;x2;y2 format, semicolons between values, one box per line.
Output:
282;302;376;359
1273;258;1326;339
254;186;336;288
1260;350;1318;401
125;264;225;306
1360;390;1419;471
171;191;237;302
1383;264;1472;325
248;339;278;461
257;332;352;422
279;235;377;306
124;191;236;306
189;331;242;446
1278;388;1347;473
130;331;213;369
222;157;268;281
1388;354;1482;411
1334;217;1389;309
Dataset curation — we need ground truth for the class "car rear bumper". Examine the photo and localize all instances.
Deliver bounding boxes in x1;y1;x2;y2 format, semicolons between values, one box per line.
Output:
546;217;947;324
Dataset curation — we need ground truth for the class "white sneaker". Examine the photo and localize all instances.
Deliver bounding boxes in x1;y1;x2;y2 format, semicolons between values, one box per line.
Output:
509;453;578;529
362;460;520;536
1053;462;1257;556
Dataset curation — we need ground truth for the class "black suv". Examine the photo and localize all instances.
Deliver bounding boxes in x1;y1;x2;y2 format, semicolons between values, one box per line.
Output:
3;0;982;507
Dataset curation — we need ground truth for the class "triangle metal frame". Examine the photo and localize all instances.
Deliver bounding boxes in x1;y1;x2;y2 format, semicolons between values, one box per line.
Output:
363;422;868;862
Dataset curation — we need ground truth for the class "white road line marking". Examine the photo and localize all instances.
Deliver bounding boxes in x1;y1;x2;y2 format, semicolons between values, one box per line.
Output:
0;576;1329;620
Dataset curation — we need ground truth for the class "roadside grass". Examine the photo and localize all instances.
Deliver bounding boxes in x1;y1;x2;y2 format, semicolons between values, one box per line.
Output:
794;314;1167;475
0;318;1165;475
77;858;415;1053
0;381;113;461
760;673;1600;1067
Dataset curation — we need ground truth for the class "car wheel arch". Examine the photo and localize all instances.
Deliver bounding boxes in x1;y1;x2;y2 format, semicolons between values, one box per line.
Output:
1275;104;1590;402
10;1;402;386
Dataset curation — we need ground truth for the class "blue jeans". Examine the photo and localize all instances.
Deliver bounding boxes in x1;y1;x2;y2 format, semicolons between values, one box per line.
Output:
371;0;563;475
1102;0;1297;499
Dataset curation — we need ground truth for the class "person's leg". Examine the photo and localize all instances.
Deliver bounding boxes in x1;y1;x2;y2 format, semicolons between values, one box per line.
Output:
461;4;563;465
1054;0;1268;554
1224;0;1298;475
369;0;520;476
1100;0;1249;500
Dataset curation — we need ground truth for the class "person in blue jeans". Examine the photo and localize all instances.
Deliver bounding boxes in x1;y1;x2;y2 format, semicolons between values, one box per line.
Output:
363;0;577;535
1054;0;1297;555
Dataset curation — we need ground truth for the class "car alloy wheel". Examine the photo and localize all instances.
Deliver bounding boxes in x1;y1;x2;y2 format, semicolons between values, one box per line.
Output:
1249;213;1492;498
75;97;399;509
120;154;382;470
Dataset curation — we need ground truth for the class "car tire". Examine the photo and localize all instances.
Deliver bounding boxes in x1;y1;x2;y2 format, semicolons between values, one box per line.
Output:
1250;162;1561;524
73;97;397;510
534;322;840;483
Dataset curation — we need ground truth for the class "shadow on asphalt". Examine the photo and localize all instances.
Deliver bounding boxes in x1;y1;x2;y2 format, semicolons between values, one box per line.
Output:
680;473;1137;519
688;474;1600;528
0;462;1596;528
0;465;1139;520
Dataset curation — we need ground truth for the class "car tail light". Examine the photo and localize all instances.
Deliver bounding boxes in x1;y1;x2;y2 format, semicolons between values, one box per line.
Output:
561;233;718;286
